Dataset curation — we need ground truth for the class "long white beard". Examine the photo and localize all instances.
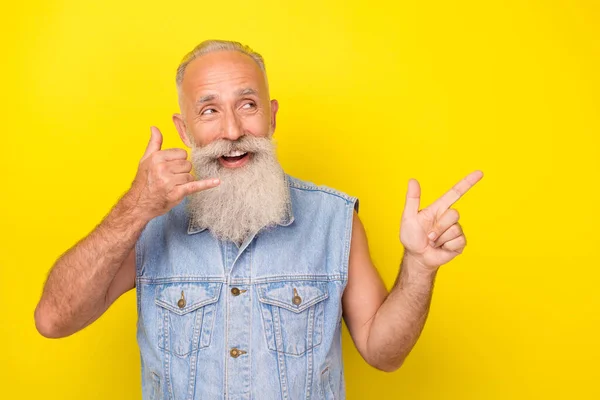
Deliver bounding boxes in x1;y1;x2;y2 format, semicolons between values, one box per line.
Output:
186;134;289;245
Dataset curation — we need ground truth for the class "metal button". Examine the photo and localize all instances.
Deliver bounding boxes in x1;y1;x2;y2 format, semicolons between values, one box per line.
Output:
230;348;246;358
231;287;241;296
292;288;302;305
177;291;186;308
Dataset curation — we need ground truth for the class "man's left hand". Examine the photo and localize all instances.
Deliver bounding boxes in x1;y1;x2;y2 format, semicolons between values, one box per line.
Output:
399;170;484;271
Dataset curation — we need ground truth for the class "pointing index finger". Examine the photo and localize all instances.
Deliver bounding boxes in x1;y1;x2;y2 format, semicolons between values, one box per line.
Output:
428;170;484;212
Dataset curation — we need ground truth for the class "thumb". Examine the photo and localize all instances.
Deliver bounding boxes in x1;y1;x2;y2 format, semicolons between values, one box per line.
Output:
142;126;163;159
402;178;421;218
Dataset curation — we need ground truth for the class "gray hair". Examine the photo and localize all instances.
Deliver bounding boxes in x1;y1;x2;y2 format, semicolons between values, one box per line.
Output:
175;40;267;89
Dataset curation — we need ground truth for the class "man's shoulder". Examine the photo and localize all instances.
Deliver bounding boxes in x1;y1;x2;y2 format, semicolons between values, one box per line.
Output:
286;173;359;212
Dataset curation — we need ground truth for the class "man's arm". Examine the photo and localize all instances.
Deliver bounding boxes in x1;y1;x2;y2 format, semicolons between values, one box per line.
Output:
34;195;145;338
342;211;436;372
342;171;483;372
34;126;221;338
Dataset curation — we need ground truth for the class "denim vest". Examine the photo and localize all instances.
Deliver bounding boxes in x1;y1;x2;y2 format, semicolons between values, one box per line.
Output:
135;173;359;400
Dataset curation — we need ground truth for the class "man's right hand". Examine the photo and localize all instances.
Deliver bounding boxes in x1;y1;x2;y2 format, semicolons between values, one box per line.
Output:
128;126;220;220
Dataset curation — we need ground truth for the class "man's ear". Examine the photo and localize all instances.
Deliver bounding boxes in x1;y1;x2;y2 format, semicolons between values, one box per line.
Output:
270;99;279;133
172;113;193;148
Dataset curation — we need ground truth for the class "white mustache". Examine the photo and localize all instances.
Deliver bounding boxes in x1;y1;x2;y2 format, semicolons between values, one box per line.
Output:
193;135;272;160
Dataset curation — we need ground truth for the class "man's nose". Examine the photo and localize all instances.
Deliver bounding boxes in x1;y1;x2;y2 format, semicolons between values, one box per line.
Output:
222;111;243;141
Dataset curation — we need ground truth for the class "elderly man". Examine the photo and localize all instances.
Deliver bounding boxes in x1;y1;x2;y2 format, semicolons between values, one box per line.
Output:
34;40;483;399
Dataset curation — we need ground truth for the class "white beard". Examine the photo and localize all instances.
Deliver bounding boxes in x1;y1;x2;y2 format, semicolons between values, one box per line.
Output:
186;134;289;245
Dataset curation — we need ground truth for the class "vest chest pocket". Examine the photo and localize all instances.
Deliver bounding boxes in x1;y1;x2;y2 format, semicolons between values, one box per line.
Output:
256;281;329;356
154;282;222;357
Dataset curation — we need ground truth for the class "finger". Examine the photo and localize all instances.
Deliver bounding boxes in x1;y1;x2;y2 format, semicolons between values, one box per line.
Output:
162;173;195;192
174;178;220;199
427;208;460;241
441;235;466;253
152;148;188;162
166;159;193;174
142;126;163;159
428;170;484;213
170;172;195;186
433;223;463;248
402;178;421;218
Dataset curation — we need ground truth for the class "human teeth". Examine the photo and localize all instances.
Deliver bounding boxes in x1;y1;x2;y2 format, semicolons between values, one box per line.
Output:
223;150;247;157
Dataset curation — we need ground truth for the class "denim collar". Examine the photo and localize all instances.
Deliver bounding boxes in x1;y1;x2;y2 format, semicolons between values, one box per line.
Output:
187;173;294;235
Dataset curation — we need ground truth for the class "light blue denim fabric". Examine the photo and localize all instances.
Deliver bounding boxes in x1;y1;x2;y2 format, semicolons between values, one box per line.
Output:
135;173;359;400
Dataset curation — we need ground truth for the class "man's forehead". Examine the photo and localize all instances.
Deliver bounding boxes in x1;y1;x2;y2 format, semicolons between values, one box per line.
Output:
181;51;267;99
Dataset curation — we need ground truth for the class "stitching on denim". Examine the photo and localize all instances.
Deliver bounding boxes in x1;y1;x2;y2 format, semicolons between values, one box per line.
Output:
154;295;219;315
342;199;357;282
164;341;174;399
273;306;289;399
287;176;355;201
135;241;141;276
257;291;329;313
134;234;144;318
139;276;226;284
256;285;274;351
223;243;230;399
187;341;198;399
138;274;346;284
136;278;142;318
192;307;203;351
155;285;220;358
289;185;355;205
248;240;255;398
304;304;316;399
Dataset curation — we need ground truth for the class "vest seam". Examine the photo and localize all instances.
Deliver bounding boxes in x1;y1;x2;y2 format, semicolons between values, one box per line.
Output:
288;185;356;204
138;275;346;284
249;241;254;399
343;199;357;281
286;175;356;203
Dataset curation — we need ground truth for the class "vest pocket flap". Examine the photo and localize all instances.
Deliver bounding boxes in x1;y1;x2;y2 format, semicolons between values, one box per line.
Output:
155;282;222;315
257;281;329;313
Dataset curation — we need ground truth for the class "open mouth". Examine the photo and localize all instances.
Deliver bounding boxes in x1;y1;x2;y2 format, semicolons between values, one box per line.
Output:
219;150;251;168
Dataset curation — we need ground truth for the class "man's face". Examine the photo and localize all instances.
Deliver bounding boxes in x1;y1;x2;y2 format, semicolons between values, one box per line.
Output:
173;50;279;169
174;49;288;245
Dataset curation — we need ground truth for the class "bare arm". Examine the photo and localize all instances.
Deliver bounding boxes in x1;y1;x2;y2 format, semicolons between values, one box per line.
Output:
34;194;147;338
34;126;221;338
343;172;482;372
342;212;436;372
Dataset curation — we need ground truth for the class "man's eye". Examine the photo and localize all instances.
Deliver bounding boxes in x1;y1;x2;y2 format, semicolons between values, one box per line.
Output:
201;108;216;115
242;102;256;109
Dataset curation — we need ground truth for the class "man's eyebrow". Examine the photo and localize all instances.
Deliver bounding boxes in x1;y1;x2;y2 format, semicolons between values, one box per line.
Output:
196;94;217;106
195;89;257;106
236;88;258;96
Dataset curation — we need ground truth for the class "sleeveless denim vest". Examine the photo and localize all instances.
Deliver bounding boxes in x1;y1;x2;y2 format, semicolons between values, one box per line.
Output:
135;173;359;400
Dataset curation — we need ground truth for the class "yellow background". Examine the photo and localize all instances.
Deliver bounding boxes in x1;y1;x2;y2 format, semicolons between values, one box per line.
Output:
1;0;599;398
